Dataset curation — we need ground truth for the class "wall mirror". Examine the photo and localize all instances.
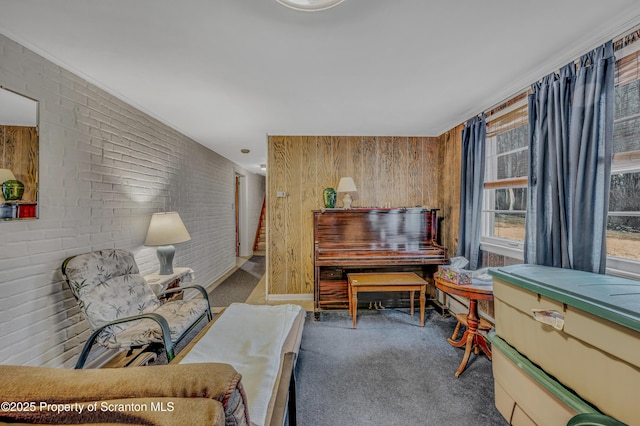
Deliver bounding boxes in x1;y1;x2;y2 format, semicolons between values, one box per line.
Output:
0;86;39;220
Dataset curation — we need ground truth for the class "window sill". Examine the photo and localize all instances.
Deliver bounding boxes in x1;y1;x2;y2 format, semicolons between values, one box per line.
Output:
606;256;640;281
481;242;640;281
480;238;524;261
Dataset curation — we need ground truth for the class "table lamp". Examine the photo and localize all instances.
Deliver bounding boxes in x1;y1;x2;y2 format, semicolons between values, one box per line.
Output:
337;177;357;209
144;212;191;275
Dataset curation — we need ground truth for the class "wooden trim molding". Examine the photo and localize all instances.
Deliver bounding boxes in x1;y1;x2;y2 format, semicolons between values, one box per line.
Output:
484;177;528;189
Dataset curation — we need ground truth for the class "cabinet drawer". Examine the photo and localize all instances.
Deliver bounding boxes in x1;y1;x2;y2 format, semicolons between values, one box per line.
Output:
318;279;348;301
319;267;344;280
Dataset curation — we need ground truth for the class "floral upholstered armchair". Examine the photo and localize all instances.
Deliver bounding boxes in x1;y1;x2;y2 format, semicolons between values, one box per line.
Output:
61;249;212;368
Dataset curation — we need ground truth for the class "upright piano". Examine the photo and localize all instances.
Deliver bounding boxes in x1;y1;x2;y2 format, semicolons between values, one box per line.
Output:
313;208;448;315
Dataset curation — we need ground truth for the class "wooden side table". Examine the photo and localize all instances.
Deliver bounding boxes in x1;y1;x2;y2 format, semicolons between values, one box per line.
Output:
434;277;493;377
144;267;195;301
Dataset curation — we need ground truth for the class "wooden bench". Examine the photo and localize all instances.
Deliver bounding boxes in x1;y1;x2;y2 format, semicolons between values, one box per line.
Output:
347;272;427;328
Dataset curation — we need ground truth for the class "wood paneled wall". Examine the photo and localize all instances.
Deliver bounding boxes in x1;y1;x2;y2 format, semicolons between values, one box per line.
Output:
267;135;439;295
437;124;464;256
266;125;494;316
1;125;38;202
439;123;496;318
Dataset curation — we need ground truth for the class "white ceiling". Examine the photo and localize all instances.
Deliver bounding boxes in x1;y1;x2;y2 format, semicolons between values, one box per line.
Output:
2;0;640;175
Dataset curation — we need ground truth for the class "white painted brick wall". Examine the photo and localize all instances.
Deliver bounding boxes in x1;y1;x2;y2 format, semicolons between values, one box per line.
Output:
0;34;265;368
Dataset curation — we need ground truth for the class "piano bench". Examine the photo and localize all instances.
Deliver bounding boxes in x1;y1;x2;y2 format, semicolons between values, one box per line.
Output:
347;272;428;329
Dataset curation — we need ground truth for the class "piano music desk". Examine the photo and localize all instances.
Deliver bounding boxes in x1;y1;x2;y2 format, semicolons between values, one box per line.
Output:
347;272;427;329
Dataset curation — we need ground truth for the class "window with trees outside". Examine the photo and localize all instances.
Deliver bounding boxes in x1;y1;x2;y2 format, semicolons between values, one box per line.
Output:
479;38;640;278
480;94;529;259
608;38;640;277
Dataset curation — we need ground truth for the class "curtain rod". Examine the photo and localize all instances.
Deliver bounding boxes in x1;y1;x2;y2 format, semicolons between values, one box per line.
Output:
485;91;529;121
615;21;640;50
474;19;640;124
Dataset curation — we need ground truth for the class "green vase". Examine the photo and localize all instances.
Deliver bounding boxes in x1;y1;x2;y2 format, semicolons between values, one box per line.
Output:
323;187;336;208
2;179;25;201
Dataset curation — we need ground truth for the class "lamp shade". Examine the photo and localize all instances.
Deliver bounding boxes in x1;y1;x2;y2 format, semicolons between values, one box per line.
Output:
0;169;16;183
144;212;191;246
336;177;357;193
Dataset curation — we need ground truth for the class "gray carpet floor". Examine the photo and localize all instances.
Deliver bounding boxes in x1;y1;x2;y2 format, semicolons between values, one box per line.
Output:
151;257;506;425
296;308;508;426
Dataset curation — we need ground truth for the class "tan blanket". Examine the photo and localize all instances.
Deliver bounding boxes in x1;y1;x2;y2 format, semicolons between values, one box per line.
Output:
1;398;224;426
1;363;249;425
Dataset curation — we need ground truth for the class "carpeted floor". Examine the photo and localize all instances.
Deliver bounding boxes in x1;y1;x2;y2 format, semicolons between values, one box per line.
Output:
209;255;265;307
296;308;508;426
149;257;506;425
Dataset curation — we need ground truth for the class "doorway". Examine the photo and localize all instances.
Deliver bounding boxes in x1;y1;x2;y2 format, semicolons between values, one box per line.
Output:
235;174;241;256
235;173;250;258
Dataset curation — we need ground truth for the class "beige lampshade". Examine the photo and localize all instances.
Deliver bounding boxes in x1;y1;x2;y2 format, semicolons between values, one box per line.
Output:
144;212;191;246
336;177;357;193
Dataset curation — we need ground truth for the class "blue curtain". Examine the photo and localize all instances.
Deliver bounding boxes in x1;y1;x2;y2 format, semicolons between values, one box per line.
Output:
456;114;486;270
525;41;614;274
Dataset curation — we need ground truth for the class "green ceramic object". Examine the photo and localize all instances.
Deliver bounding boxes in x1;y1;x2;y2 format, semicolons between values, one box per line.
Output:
323;187;336;208
2;179;25;201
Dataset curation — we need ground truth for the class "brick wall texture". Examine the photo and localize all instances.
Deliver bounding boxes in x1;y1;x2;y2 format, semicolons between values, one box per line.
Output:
0;34;265;368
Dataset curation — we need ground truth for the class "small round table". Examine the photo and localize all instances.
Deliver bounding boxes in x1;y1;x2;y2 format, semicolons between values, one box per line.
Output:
434;277;493;378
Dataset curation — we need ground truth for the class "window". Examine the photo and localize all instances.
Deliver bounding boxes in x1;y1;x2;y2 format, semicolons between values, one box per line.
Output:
480;96;529;258
607;41;640;275
479;41;640;276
